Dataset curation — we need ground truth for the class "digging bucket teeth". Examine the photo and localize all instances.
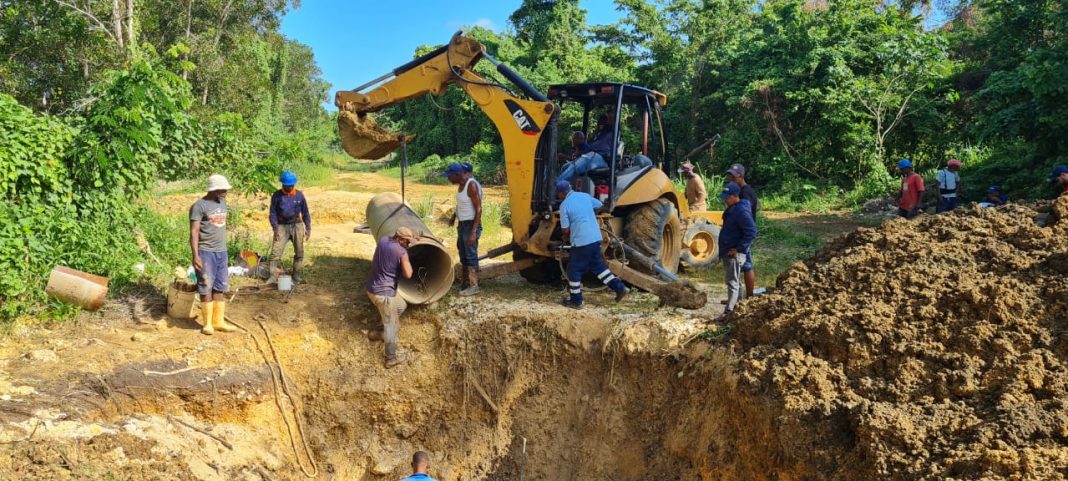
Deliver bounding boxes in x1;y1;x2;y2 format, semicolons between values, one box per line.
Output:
337;111;410;160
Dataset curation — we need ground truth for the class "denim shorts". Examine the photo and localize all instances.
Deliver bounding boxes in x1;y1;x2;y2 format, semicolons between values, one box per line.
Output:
741;247;754;272
195;250;229;296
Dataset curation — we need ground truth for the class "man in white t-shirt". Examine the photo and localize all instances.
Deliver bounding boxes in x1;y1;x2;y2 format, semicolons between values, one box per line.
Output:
936;159;962;213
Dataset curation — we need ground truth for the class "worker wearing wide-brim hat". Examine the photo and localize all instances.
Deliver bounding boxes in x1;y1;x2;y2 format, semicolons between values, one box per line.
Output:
189;174;238;335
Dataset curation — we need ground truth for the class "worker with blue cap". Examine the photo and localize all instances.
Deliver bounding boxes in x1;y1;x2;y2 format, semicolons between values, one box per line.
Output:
980;185;1008;208
555;180;627;309
897;159;925;219
444;162;483;296
268;170;311;285
714;182;757;321
1051;165;1068;196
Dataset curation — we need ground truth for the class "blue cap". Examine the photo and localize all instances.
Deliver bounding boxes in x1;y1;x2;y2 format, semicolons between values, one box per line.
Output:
461;162;474;173
1050;165;1068;182
442;163;465;177
987;185;1000;193
555;180;572;194
280;171;297;186
897;159;912;170
719;182;741;200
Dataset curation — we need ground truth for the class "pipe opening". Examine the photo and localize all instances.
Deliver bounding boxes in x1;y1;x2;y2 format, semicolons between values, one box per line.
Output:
399;243;454;304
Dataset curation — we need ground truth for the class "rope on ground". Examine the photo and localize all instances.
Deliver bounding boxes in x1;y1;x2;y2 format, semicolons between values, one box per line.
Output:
226;315;319;478
168;415;234;450
258;319;319;478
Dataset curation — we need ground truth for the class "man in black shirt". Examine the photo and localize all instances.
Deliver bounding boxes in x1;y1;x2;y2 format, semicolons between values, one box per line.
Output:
726;164;759;297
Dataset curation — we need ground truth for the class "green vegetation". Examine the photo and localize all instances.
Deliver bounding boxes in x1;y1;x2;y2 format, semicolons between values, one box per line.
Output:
0;1;332;322
378;0;1067;206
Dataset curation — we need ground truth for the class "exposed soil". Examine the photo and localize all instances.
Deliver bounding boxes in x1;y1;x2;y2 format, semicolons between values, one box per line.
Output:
3;174;1063;480
733;199;1068;480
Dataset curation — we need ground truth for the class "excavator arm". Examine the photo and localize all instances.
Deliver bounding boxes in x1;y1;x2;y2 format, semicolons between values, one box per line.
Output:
335;32;558;243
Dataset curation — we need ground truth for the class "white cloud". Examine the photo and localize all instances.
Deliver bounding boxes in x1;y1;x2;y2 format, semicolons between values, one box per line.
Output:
473;18;498;31
445;17;501;33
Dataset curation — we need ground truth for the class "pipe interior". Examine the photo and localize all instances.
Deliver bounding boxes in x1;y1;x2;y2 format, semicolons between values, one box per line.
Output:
399;243;454;304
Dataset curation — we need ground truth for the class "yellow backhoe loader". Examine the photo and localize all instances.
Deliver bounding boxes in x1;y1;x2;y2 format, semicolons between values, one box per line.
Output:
335;32;721;308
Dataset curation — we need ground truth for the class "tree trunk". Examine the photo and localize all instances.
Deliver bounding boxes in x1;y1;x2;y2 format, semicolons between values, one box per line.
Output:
111;0;125;51
182;0;194;80
126;0;135;48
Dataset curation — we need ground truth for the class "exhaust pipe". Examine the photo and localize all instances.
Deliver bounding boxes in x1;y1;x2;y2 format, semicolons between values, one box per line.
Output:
366;192;455;304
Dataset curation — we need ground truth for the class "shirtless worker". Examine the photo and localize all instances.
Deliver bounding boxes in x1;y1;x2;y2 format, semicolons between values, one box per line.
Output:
366;227;417;368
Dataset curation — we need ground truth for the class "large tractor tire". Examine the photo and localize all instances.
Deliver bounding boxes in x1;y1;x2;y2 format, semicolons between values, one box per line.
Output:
516;250;562;285
681;219;720;269
623;198;682;274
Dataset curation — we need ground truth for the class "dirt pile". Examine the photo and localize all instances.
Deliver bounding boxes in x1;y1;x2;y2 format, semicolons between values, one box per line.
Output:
732;199;1068;480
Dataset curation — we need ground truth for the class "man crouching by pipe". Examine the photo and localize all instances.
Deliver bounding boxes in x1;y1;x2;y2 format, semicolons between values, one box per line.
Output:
366;227;417;369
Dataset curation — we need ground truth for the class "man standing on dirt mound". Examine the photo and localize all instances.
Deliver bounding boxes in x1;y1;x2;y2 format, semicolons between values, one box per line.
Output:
726;163;759;297
556;180;628;309
400;451;437;481
189;174;239;335
445;162;483;296
715;182;757;322
897;159;925;219
366;226;416;369
267;171;311;285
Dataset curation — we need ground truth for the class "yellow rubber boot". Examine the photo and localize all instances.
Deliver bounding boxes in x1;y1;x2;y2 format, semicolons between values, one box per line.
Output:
199;301;215;335
212;301;237;333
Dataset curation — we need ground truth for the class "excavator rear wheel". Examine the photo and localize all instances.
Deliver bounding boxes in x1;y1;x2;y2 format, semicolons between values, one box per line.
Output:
623;198;682;275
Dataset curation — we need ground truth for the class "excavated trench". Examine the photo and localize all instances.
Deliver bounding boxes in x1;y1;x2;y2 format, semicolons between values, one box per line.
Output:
0;306;808;481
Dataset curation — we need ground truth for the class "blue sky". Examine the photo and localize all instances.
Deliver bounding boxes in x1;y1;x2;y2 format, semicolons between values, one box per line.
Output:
280;0;626;109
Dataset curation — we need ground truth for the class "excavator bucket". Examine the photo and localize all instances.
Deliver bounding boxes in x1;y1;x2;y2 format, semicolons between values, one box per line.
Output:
337;111;409;160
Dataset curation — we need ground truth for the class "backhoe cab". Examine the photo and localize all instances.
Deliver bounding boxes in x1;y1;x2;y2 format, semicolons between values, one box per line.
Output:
334;32;719;308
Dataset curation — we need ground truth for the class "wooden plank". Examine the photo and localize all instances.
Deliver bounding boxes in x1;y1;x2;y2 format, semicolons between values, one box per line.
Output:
479;258;538;280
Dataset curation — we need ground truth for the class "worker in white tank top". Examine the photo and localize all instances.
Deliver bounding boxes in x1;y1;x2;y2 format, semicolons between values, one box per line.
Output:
444;163;483;296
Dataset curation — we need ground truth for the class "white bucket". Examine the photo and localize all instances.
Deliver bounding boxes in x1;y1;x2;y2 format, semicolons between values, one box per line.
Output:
277;274;293;292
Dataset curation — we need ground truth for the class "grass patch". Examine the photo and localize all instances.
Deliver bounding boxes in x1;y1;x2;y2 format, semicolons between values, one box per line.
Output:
287;160;336;188
682;212;880;288
378;162;450;185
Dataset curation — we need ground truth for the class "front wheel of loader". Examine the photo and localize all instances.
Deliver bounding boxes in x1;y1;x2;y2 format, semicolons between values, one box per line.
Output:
681;219;720;269
623;198;682;274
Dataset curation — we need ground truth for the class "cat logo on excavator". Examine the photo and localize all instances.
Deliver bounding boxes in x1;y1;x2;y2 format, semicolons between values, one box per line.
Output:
505;99;540;135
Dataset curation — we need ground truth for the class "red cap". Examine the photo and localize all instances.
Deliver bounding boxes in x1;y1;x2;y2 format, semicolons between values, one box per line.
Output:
948;159;962;168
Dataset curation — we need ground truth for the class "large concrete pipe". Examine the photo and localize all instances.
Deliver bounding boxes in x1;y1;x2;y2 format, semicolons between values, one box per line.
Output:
366;192;454;304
